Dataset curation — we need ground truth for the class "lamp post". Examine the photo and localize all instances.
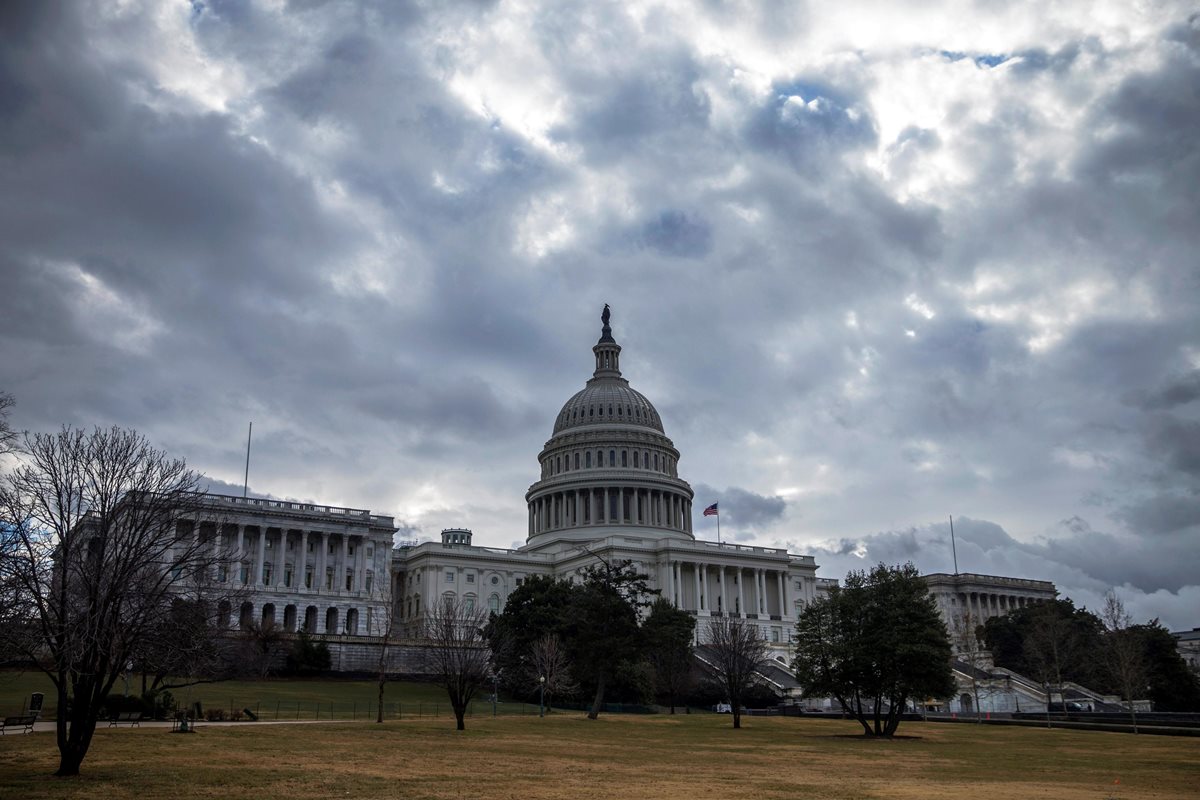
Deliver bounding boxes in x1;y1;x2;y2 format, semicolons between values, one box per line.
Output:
492;671;499;718
539;675;546;718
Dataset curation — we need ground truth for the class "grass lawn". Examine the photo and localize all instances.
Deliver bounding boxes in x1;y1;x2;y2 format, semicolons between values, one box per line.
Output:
0;670;535;720
1;713;1196;799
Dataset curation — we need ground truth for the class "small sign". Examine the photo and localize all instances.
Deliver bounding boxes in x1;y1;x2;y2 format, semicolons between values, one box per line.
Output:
28;692;44;715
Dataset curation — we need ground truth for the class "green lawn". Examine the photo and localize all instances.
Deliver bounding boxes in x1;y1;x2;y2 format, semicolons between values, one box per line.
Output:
1;713;1195;800
0;670;534;720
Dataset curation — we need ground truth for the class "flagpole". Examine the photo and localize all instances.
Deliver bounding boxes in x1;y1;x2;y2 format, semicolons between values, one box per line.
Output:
717;509;721;545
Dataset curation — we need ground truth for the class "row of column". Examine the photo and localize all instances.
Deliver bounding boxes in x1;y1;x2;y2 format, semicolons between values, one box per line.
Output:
664;560;792;619
205;524;373;594
961;591;1037;621
528;487;692;534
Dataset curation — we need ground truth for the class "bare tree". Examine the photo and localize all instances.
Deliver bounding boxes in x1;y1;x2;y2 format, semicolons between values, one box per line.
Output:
424;595;492;731
950;609;987;720
529;633;577;711
705;616;769;729
1101;590;1146;734
0;426;214;776
1023;602;1074;727
0;391;17;457
376;593;399;723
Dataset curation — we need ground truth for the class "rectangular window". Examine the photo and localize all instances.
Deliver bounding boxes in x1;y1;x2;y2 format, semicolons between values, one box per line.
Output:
365;574;373;592
348;544;355;556
771;627;781;643
284;568;293;588
308;541;315;552
263;566;272;583
446;572;455;583
367;546;374;558
795;580;803;591
345;573;353;591
326;569;333;590
266;539;273;550
305;568;313;589
328;543;336;555
466;574;475;583
240;565;249;584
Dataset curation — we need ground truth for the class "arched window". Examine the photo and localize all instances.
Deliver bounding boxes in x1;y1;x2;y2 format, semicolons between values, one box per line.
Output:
574;452;580;469
644;451;649;468
597;449;603;466
633;451;639;468
585;451;592;468
622;450;628;467
654;453;659;470
556;456;561;473
489;594;500;612
589;406;594;417
610;450;616;466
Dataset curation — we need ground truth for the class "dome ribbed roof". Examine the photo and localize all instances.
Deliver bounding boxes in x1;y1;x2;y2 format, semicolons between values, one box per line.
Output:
551;306;665;435
553;383;664;434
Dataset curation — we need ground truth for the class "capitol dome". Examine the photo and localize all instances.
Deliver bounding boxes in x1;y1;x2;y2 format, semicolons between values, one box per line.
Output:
524;306;695;549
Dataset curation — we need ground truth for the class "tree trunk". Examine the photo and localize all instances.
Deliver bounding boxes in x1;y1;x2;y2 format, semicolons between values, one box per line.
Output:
1128;701;1138;735
587;673;606;720
376;678;385;723
732;707;741;729
453;699;466;731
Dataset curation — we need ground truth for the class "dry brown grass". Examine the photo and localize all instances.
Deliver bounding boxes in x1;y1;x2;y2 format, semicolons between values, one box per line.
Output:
1;714;1195;799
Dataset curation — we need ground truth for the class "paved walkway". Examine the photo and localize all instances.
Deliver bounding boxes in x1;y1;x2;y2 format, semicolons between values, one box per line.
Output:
20;718;373;734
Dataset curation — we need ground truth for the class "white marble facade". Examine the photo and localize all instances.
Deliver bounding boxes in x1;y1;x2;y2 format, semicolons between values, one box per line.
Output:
390;309;820;657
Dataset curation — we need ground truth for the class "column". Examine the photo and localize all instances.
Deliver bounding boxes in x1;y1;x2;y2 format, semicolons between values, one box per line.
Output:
299;530;309;589
737;569;745;617
694;563;703;611
756;569;765;614
603;488;610;523
666;560;674;605
319;532;329;592
777;571;786;618
255;527;266;587
235;525;245;572
212;526;222;581
358;534;367;592
340;535;349;593
276;528;287;588
673;561;682;607
717;566;726;615
777;568;787;618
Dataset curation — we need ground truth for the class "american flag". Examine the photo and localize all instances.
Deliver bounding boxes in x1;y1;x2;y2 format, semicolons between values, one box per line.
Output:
703;502;718;516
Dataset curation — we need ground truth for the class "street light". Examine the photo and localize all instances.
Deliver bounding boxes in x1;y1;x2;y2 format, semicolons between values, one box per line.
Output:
492;670;499;718
539;675;546;718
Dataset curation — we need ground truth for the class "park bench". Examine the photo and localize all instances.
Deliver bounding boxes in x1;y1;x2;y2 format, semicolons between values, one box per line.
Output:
108;711;142;727
1;715;38;734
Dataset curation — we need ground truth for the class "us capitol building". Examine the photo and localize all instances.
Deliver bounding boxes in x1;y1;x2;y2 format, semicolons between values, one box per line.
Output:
202;307;1056;678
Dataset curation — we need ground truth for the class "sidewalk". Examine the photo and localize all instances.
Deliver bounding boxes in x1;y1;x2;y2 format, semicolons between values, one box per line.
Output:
21;717;374;734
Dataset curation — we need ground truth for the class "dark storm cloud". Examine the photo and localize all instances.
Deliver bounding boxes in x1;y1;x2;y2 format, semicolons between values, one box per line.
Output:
638;211;714;258
1134;371;1200;411
1;0;1198;628
693;484;786;538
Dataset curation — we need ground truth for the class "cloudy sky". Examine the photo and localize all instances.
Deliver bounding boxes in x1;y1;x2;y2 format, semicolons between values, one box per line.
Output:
2;1;1197;628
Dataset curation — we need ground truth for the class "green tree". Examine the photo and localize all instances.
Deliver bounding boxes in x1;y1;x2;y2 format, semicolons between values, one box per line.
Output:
485;575;578;698
286;630;332;676
1135;620;1200;712
642;597;695;713
568;557;656;720
980;598;1105;690
792;563;954;737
